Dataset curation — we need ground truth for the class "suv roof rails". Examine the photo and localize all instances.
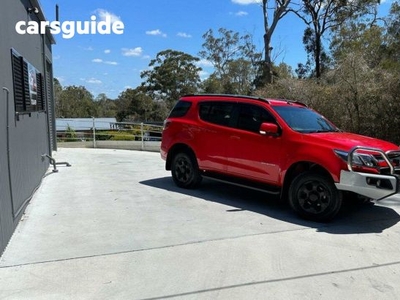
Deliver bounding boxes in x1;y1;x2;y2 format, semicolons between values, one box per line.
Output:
182;94;307;107
182;93;265;101
280;99;308;107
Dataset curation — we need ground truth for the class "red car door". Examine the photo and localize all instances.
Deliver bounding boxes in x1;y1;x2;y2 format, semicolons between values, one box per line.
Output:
226;103;283;185
195;101;236;173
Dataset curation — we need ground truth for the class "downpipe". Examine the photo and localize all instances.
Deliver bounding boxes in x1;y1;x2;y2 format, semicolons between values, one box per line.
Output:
3;86;16;217
41;153;71;172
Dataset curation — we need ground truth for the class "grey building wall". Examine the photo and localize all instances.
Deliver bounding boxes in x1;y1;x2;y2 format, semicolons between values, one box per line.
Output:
0;0;56;254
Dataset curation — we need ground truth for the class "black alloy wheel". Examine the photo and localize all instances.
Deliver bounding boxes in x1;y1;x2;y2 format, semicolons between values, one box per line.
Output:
289;171;342;221
171;152;202;189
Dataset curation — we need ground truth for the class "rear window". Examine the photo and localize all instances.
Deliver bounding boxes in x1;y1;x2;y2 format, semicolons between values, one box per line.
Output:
169;100;192;118
199;102;235;127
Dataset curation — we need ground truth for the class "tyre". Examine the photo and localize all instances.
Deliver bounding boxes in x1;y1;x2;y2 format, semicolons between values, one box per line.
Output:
288;171;342;222
171;152;202;189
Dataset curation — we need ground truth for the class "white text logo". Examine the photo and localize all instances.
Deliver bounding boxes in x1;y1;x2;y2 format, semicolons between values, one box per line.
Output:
16;15;124;39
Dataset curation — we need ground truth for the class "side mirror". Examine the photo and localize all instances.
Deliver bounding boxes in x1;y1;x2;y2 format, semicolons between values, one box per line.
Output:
259;122;279;136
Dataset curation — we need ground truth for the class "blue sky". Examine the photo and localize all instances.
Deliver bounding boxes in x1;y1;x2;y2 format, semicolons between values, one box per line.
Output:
39;0;394;99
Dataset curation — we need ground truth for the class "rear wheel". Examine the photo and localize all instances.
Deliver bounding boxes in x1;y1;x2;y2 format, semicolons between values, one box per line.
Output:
288;172;342;222
171;152;202;189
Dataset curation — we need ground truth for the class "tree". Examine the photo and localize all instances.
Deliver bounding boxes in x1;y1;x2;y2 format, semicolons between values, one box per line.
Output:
330;23;386;69
274;62;295;79
140;50;202;109
200;74;224;94
224;59;254;94
146;101;169;122
116;88;154;122
53;78;63;115
95;93;117;118
56;85;96;118
199;28;261;93
293;0;379;78
326;52;400;142
384;1;400;70
260;0;292;85
326;2;400;141
114;93;131;122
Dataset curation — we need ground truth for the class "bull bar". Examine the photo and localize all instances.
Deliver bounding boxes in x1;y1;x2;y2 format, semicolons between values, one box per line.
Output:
335;146;400;200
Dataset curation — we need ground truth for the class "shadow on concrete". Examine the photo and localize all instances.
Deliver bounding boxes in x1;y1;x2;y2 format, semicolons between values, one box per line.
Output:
140;176;400;235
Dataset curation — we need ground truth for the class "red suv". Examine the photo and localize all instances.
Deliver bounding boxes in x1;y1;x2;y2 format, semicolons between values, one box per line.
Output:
161;94;400;221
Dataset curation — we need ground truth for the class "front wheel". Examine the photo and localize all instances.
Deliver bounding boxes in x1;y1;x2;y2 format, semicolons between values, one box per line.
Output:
288;172;342;222
171;152;202;189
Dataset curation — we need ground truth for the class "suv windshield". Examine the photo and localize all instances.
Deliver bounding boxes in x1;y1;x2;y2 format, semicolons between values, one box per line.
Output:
272;105;339;133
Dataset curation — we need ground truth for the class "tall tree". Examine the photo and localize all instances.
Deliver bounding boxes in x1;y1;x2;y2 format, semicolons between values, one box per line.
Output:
384;1;400;70
199;28;242;78
293;0;379;78
140;49;202;109
330;0;400;71
199;28;261;93
260;0;292;85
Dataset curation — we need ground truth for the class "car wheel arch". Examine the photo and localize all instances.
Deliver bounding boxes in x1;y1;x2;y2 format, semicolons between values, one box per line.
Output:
282;161;334;199
166;143;197;170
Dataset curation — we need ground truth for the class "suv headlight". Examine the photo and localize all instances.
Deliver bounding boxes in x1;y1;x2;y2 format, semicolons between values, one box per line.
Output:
353;153;378;167
334;149;379;168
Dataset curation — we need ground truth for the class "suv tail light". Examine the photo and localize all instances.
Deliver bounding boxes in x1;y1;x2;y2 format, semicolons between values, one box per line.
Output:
163;120;171;130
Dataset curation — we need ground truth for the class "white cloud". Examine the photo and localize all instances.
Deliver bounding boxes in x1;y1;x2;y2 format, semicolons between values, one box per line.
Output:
199;70;209;79
94;9;122;23
104;49;111;54
197;59;213;68
87;78;102;84
146;29;167;38
92;58;118;65
122;47;143;57
235;11;248;16
177;32;192;38
232;0;261;4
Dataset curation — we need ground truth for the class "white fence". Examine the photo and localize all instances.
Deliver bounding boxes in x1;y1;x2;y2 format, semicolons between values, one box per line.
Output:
57;119;163;152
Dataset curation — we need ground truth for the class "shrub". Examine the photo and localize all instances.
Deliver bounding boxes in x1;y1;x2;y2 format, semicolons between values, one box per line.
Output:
65;124;77;142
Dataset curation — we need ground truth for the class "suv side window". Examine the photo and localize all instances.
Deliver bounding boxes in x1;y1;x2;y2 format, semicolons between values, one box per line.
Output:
199;102;235;127
169;100;192;118
237;103;275;133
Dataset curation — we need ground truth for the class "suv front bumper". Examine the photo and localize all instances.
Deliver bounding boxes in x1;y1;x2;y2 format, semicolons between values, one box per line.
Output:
335;170;399;200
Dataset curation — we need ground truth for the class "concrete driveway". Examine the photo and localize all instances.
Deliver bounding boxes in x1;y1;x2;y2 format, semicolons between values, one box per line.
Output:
0;148;400;299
